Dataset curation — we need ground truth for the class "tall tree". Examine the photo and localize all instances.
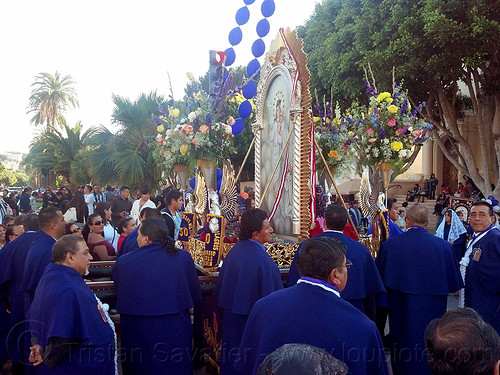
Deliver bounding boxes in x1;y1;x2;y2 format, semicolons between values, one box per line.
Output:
299;0;500;196
87;92;162;187
27;71;79;130
22;123;96;186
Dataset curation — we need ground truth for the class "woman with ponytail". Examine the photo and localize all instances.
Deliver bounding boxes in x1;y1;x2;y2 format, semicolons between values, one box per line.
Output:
112;218;202;375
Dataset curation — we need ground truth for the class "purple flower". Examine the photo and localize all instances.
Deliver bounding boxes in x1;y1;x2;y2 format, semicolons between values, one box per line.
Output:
152;115;162;126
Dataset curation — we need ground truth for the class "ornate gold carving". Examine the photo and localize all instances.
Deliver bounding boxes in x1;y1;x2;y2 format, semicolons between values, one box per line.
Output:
184;238;299;270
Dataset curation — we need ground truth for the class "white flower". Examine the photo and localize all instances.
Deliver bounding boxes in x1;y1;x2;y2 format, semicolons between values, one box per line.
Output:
383;138;389;144
188;112;196;122
156;133;162;139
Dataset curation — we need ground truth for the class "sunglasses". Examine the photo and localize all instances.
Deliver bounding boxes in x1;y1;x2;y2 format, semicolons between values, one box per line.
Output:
71;227;81;234
91;220;104;226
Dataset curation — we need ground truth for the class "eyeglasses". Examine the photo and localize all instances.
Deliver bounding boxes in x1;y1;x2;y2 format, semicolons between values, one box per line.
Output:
345;259;353;270
71;227;81;233
91;220;104;226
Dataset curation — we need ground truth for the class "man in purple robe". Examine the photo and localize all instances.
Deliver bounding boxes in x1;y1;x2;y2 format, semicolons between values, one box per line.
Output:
20;207;66;313
462;201;500;334
287;204;385;318
236;236;389;375
28;235;114;374
376;205;463;375
214;208;283;374
0;214;39;373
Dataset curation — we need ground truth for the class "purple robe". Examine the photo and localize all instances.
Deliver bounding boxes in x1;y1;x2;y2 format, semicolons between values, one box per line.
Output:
376;226;463;375
214;239;283;374
287;231;385;313
20;232;57;312
464;228;500;333
0;231;40;363
112;242;202;375
27;263;114;374
235;280;389;375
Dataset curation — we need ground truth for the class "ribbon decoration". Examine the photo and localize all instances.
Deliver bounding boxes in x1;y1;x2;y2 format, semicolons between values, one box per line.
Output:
309;111;317;223
268;28;300;222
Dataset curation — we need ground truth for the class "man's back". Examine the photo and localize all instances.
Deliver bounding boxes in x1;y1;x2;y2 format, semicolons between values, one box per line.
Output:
236;282;389;375
288;231;385;312
376;226;463;375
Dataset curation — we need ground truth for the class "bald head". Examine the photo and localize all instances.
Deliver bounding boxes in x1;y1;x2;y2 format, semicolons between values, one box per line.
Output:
406;205;429;227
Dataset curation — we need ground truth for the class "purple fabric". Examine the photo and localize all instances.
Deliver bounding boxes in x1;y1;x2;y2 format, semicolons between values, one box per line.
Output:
27;263;114;374
235;282;389;375
464;228;500;333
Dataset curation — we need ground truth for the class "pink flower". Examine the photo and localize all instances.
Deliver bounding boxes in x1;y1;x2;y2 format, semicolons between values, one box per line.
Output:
183;124;194;134
157;138;165;145
191;138;200;146
366;127;374;136
226;116;236;126
199;124;210;133
369;138;377;143
387;118;396;127
396;127;405;136
412;129;422;137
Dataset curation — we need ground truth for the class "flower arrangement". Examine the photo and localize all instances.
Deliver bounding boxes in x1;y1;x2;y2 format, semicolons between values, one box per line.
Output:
313;101;352;173
153;82;238;173
341;82;432;168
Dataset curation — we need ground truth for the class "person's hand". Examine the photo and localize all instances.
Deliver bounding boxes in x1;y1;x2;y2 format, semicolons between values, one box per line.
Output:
29;344;43;366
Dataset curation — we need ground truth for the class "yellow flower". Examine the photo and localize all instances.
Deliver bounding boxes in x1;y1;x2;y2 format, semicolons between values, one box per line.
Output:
377;92;391;102
390;141;403;151
169;108;180;118
179;144;189;155
313;116;321;124
156;125;164;133
328;150;339;159
388;105;398;114
326;118;331;124
193;91;203;101
186;72;195;81
195;108;203;116
386;98;394;103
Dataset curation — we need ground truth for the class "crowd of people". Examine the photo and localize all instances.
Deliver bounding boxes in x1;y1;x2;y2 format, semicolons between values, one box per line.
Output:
0;178;499;374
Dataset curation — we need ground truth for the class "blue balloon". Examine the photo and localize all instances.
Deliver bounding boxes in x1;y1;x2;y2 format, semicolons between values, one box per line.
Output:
238;100;253;119
251;38;265;58
256;19;270;38
189;177;196;190
228;27;243;46
242;80;257;99
246;59;261;78
224;47;236;66
232;118;245;135
261;0;276;17
243;0;255;4
235;6;250;25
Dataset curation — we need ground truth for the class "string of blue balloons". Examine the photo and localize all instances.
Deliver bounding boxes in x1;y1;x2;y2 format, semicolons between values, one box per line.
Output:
224;0;276;136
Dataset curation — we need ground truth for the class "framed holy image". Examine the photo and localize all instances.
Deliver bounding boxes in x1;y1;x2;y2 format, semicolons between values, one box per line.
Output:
254;29;312;241
450;197;475;223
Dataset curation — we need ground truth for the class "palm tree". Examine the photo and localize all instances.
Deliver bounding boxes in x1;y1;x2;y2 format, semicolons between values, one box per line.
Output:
87;91;163;187
23;123;97;186
27;71;79;130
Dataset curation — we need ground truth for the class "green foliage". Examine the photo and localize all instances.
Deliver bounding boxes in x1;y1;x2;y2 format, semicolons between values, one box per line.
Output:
23;123;97;186
27;71;79;130
88;92;163;187
0;163;16;187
